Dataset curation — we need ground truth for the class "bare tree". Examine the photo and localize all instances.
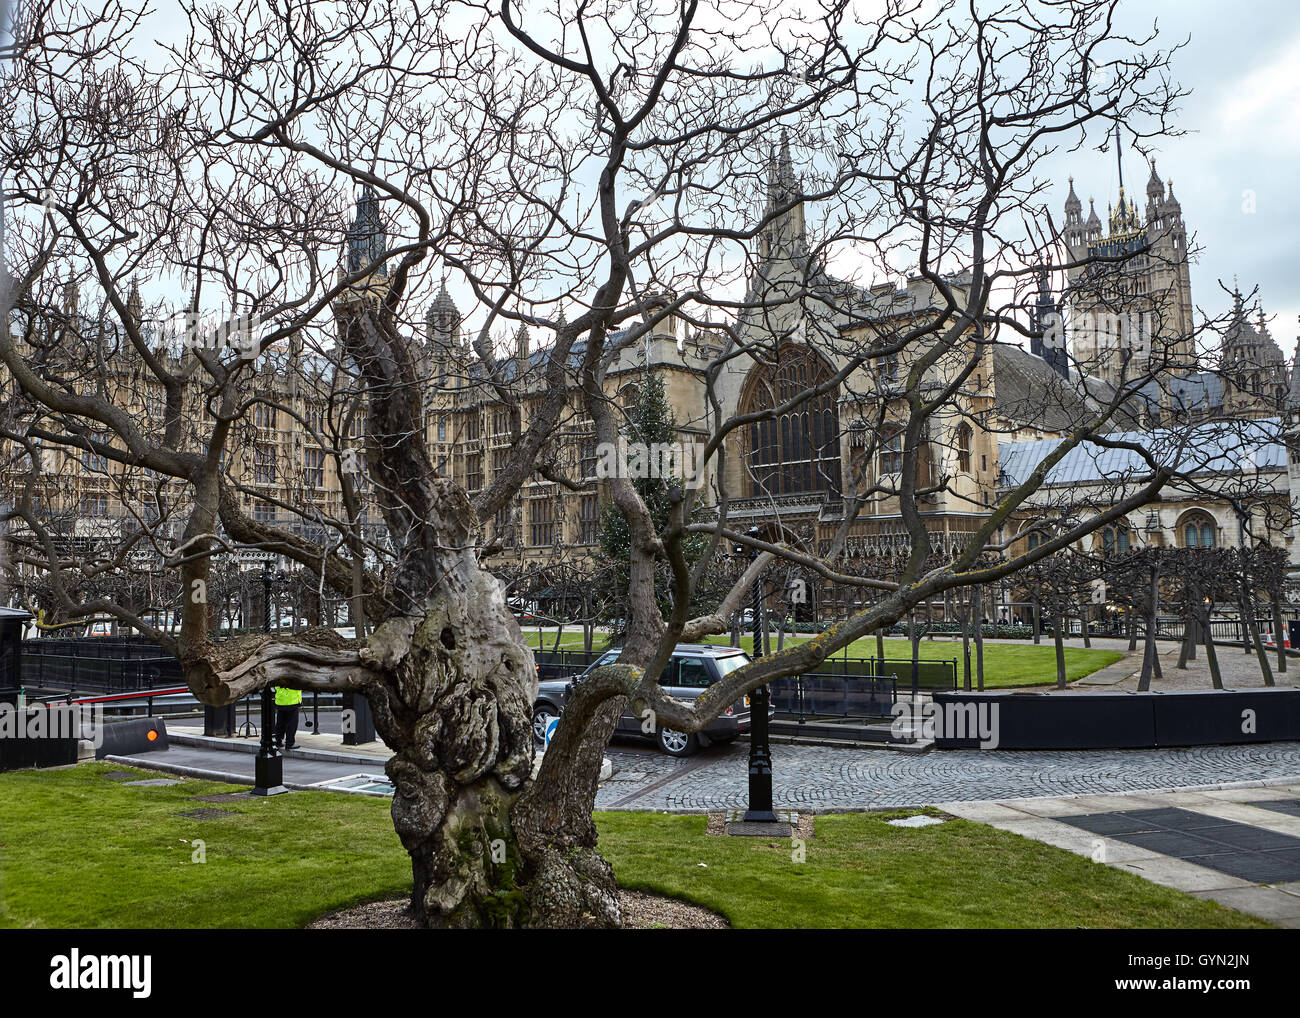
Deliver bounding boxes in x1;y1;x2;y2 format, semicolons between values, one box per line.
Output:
2;0;1235;927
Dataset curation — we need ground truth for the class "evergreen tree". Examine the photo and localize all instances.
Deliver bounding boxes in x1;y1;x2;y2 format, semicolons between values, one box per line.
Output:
594;370;715;637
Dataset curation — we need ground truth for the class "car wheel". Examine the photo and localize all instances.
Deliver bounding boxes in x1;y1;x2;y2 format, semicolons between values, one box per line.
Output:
657;726;698;757
532;704;557;746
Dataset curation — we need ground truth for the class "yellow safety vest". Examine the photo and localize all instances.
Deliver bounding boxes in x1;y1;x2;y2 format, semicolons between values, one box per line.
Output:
274;686;303;707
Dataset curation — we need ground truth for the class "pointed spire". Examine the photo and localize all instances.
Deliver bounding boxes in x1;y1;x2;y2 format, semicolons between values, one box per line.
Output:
514;321;530;365
1164;179;1180;213
777;129;795;192
759;128;806;262
1065;176;1081;211
345;186;387;277
126;280;142;323
1146;159;1164;202
426;279;461;349
62;275;79;316
1288;337;1300;410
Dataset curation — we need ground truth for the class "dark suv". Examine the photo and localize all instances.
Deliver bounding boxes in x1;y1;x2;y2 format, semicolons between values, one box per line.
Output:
532;644;764;757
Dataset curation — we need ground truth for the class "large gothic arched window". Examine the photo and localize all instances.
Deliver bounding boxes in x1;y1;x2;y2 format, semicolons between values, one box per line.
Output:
741;344;841;498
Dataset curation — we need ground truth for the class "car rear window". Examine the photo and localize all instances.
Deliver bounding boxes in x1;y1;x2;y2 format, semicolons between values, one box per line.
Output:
588;650;621;671
676;658;712;688
714;653;750;676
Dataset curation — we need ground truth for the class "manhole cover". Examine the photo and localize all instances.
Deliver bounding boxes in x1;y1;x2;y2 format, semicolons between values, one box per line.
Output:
123;778;183;787
724;808;798;838
190;792;253;803
173;808;236;820
102;771;140;781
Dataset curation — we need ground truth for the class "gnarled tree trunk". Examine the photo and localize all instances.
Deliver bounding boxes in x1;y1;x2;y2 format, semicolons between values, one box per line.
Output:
363;561;622;928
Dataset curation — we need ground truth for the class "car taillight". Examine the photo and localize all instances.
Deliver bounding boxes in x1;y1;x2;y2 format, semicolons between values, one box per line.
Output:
725;706;734;716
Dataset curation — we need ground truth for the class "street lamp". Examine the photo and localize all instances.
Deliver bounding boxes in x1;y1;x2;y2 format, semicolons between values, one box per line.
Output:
252;559;287;796
736;526;777;824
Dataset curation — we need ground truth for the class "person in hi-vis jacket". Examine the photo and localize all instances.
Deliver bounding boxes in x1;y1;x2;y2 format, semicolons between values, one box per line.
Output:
273;685;303;751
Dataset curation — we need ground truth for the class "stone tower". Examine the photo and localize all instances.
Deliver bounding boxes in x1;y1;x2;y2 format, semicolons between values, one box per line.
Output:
1221;288;1287;418
1029;264;1068;378
1060;160;1194;386
345;187;388;279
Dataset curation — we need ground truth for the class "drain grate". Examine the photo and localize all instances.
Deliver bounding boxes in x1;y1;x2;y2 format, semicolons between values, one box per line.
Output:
173;808;237;820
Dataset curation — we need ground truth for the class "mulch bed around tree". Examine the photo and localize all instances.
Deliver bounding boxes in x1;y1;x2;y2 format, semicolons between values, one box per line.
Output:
306;890;729;929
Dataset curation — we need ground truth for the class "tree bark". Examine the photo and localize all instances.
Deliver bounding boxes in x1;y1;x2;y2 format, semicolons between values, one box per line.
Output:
1138;565;1159;692
365;561;621;929
1053;597;1067;690
1243;609;1275;688
1177;616;1192;670
1271;597;1286;675
961;587;971;691
1199;609;1224;690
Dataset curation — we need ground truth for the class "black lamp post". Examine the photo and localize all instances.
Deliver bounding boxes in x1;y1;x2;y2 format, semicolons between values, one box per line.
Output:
738;526;776;823
252;559;287;796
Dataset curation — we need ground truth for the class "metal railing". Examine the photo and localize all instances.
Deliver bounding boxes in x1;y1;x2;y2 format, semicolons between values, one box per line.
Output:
534;647;956;689
769;673;897;722
21;648;182;697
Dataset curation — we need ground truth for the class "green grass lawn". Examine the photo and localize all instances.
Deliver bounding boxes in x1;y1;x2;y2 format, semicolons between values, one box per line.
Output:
0;762;410;929
524;630;1123;688
0;763;1265;929
595;811;1268;929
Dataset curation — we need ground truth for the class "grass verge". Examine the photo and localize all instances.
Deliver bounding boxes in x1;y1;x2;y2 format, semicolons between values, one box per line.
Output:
0;764;1261;928
524;631;1123;688
594;811;1269;929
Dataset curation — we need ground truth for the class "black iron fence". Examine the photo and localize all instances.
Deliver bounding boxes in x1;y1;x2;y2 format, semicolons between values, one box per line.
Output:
1085;616;1281;643
21;638;181;696
769;673;896;721
533;648;955;722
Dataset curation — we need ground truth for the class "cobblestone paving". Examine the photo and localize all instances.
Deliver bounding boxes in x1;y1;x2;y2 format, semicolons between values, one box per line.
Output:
595;739;1300;813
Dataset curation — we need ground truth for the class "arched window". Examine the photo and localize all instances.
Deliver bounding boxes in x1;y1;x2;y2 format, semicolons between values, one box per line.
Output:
1181;513;1216;549
741;345;841;497
879;426;904;475
1100;523;1131;557
956;423;972;474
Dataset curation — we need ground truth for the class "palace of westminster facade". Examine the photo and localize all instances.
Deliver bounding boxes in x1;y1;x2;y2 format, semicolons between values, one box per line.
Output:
4;147;1297;619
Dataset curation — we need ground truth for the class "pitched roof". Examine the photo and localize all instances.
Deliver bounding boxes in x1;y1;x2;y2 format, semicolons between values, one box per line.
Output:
991;344;1093;432
998;416;1287;488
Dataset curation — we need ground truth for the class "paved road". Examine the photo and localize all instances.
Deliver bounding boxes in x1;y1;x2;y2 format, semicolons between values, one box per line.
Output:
110;744;388;787
596;738;1300;812
113;730;1300;812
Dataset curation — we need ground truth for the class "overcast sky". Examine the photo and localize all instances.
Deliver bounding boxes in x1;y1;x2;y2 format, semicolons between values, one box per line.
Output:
9;0;1297;357
1045;0;1300;355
